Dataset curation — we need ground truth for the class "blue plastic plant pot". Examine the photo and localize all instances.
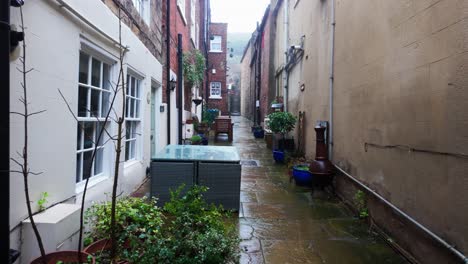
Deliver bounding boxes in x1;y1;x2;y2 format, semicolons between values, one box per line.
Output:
201;137;208;145
253;130;264;138
273;150;285;163
293;165;313;185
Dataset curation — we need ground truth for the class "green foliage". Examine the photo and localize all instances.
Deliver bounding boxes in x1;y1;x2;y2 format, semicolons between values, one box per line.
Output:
37;192;49;212
191;134;202;143
354;190;369;219
267;112;297;136
202;108;219;126
85;186;239;264
183;50;206;87
85;196;164;261
140;185;239;264
294;165;309;171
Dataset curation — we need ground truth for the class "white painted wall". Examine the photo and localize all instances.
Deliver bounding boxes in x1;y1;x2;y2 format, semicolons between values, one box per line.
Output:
9;1;165;262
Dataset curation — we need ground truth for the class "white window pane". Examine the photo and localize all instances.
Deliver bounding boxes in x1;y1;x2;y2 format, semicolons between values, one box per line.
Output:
91;89;100;117
76;153;82;183
77;124;82;150
83;151;93;180
83;123;94;149
78;86;88;117
102;63;110;90
126;75;130;95
131;77;136;97
91;58;101;87
94;148;103;175
130;99;135;118
79;52;89;84
125;141;130;161
135;100;140;118
101;91;110;117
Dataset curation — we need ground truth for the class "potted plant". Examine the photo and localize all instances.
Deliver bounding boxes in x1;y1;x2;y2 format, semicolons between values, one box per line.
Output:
253;126;264;138
292;164;313;186
191;134;203;145
267;112;297;163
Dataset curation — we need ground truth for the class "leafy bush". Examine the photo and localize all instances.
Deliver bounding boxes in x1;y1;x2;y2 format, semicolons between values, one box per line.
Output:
141;185;239;264
267;112;297;136
203;108;219;126
85;186;239;264
84;196;164;261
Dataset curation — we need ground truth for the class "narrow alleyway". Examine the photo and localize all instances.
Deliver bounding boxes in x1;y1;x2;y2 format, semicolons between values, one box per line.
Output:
230;116;407;264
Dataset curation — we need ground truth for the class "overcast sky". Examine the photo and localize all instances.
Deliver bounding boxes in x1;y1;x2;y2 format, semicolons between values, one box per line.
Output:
210;0;270;33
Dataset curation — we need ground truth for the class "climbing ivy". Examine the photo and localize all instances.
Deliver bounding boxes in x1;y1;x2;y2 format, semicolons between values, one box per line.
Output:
183;50;206;87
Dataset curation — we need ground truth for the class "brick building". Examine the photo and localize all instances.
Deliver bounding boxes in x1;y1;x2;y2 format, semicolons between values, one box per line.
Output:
206;22;229;115
162;0;210;144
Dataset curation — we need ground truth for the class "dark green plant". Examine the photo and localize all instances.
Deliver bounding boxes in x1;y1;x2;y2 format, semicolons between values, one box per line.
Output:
191;134;202;143
183;50;206;87
139;185;239;264
293;165;309;171
267;112;297;151
354;190;369;219
202;108;219;126
84;196;163;262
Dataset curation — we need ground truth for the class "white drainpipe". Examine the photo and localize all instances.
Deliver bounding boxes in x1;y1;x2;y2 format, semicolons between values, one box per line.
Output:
328;0;336;160
283;0;289;112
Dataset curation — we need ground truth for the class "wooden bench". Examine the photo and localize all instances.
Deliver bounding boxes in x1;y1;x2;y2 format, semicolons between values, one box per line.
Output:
214;116;233;142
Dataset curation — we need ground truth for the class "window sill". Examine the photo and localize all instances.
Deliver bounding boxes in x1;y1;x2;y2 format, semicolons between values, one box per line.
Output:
75;174;108;194
124;159;140;168
209;96;222;100
209;50;223;53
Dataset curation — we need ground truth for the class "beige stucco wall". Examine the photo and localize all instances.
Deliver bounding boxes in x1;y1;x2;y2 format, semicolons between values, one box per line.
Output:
332;0;468;254
272;0;468;258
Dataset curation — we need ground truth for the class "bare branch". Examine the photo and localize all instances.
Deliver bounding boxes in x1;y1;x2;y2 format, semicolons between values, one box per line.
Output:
10;111;25;117
28;110;47;117
10;158;24;170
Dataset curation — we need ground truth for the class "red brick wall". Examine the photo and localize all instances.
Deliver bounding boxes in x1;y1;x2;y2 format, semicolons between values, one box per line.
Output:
207;23;228;115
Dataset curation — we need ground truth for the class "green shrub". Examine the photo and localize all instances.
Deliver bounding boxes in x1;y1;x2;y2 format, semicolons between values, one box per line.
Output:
267;112;297;136
85;196;164;262
140;185;240;264
85;186;239;264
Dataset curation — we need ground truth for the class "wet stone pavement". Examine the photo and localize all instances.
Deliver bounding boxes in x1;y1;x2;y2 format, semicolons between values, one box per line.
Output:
227;116;407;264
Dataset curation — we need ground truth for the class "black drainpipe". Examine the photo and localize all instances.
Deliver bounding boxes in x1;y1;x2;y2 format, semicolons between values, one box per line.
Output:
0;1;10;261
177;34;183;145
165;0;171;145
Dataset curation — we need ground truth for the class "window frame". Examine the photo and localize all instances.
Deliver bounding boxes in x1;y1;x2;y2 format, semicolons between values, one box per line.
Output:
125;73;143;162
209;81;222;99
76;50;113;187
210;35;222;52
132;0;150;24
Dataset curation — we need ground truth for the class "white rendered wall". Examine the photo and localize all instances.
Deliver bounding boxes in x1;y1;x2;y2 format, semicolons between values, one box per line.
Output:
9;0;165;261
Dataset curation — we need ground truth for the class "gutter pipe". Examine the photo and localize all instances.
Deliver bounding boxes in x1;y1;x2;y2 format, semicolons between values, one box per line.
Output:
166;0;171;145
177;34;183;145
328;0;335;160
283;0;289;112
335;165;468;263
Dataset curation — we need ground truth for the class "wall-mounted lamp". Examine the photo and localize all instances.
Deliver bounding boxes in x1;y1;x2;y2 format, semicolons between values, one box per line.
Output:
169;77;177;91
211;68;216;74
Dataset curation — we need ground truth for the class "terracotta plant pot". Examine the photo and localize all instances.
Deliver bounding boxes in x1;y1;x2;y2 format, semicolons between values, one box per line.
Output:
30;251;95;264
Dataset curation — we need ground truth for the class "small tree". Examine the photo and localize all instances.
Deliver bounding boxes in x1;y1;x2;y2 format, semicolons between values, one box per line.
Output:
267;112;297;151
183;49;205;88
